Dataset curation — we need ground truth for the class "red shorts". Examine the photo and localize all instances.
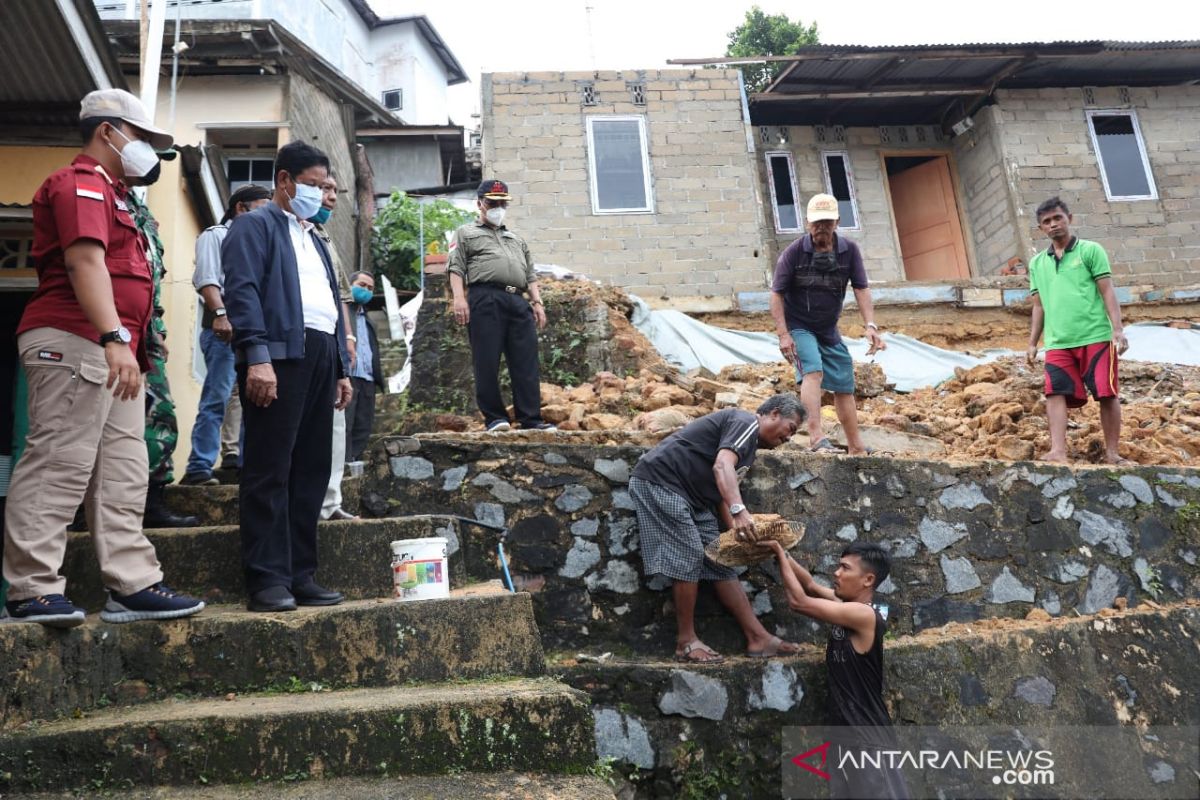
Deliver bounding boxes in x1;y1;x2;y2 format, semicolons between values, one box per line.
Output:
1043;341;1119;408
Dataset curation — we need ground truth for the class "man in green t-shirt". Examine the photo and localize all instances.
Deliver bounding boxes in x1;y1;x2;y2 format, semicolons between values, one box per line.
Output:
1025;197;1129;464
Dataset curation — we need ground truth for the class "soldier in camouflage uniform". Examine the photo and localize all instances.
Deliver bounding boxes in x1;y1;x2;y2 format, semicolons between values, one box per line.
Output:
128;189;199;528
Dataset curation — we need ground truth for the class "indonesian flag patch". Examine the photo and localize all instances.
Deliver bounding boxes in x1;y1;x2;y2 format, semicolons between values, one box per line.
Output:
75;174;105;201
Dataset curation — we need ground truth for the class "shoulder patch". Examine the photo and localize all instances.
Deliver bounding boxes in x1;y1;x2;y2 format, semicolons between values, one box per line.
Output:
75;173;106;202
448;238;458;251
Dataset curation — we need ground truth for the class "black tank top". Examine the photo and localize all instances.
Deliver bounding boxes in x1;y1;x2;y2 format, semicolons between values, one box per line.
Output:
826;606;894;745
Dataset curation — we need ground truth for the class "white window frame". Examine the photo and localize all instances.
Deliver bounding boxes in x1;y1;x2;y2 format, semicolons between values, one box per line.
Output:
225;155;276;191
585;115;655;215
764;150;802;233
382;88;403;111
820;150;862;231
1085;108;1158;201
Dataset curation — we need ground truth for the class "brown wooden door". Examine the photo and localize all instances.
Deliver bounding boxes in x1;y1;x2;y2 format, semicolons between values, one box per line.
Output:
888;156;970;280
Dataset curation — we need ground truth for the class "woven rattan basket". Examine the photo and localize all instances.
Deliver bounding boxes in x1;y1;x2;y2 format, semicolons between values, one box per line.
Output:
705;514;805;567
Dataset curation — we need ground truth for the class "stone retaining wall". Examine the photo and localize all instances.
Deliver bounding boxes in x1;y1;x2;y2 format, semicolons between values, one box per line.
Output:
568;604;1200;799
362;435;1200;655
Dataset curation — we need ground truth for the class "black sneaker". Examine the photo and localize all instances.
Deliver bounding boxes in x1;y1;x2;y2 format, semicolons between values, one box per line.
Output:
100;583;205;623
486;420;512;432
2;594;86;628
219;454;239;471
179;471;219;486
525;422;557;431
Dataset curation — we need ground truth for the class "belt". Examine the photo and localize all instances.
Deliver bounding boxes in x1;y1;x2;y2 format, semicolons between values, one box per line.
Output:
473;281;525;293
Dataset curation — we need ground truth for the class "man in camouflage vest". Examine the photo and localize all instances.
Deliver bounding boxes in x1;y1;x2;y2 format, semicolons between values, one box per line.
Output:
128;188;199;528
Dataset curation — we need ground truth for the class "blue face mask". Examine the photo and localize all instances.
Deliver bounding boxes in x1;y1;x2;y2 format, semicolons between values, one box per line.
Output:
309;206;332;225
351;285;373;305
288;179;324;221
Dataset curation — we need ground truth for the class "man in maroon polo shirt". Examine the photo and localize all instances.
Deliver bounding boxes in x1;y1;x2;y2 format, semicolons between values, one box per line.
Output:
2;89;203;627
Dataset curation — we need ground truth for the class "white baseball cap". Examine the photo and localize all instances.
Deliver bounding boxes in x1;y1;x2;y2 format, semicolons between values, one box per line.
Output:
806;193;840;223
80;89;174;150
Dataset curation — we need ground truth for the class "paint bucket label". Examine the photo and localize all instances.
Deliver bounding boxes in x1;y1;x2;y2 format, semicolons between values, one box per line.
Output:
390;537;449;601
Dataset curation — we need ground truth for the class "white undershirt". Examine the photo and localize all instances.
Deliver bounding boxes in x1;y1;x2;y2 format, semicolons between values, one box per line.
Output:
285;210;338;335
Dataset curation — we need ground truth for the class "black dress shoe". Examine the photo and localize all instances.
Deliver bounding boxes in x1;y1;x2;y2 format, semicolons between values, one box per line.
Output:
292;581;344;606
248;586;298;612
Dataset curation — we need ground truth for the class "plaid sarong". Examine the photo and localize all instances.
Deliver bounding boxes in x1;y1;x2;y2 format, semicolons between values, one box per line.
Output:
628;476;739;583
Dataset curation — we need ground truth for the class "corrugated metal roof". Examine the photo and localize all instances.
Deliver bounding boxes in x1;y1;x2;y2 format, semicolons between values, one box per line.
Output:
0;0;127;132
749;40;1200;127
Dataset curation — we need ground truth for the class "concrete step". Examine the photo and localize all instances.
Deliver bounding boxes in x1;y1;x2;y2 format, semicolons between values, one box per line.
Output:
59;516;495;611
0;679;596;793
164;477;363;526
0;593;544;730
9;772;618;799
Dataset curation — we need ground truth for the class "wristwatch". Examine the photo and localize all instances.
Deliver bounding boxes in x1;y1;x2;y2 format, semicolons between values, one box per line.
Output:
99;326;132;346
729;503;747;515
213;308;227;318
865;322;879;330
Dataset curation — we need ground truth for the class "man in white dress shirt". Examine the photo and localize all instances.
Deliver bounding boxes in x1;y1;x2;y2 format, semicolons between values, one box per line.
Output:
221;140;353;612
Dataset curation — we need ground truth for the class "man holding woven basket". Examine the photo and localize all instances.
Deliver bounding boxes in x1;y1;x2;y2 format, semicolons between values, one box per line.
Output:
628;394;806;664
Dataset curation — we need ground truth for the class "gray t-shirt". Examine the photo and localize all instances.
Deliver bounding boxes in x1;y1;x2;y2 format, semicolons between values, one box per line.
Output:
632;408;760;513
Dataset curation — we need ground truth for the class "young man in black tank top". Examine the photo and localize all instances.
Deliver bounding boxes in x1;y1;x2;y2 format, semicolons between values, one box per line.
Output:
765;539;910;799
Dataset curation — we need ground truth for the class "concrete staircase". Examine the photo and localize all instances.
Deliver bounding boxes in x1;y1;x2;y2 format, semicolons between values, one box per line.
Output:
0;491;611;797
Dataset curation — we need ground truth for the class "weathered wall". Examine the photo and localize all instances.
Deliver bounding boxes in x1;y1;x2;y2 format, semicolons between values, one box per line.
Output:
951;104;1026;275
362;436;1200;655
482;69;768;304
569;604;1200;799
995;85;1200;286
288;71;359;272
363;138;444;193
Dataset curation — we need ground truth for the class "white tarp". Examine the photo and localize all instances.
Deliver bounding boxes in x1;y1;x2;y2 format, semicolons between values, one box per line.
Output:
628;297;1200;393
628;296;1007;392
383;275;422;395
1123;322;1200;366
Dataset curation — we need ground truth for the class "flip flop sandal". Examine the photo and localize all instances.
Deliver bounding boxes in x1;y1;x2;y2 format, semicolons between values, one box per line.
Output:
674;640;725;664
810;437;843;453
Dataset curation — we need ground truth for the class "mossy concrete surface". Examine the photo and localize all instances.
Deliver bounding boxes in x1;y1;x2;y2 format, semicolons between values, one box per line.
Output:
561;602;1200;799
0;679;596;794
0;594;545;731
7;772;617;800
59;516;460;610
162;480;363;527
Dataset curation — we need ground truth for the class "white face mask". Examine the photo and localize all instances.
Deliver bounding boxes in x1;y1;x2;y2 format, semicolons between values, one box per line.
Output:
108;126;160;179
485;206;507;227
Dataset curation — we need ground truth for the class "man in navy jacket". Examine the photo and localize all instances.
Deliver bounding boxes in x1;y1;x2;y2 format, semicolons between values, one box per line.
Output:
222;140;352;612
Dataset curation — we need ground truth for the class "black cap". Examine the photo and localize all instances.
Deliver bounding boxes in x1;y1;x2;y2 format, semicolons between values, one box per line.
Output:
477;179;511;200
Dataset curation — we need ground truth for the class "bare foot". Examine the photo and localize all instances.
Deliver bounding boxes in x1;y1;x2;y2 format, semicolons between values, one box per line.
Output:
1105;453;1134;466
1039;451;1069;464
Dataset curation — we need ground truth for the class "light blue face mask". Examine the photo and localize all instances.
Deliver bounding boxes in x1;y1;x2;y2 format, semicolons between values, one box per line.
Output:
288;179;324;220
309;206;332;225
351;285;373;305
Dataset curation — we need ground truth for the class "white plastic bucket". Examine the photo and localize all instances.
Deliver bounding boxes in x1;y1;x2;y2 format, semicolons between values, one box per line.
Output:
391;537;449;601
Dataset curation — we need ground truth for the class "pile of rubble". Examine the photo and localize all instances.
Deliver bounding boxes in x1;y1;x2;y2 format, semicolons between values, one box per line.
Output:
858;357;1200;466
420;282;1199;466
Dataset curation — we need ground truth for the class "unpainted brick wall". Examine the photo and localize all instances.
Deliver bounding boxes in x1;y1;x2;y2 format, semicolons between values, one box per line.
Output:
758;126;983;283
482;69;769;301
951;105;1027;276
287;72;360;274
995;86;1200;286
